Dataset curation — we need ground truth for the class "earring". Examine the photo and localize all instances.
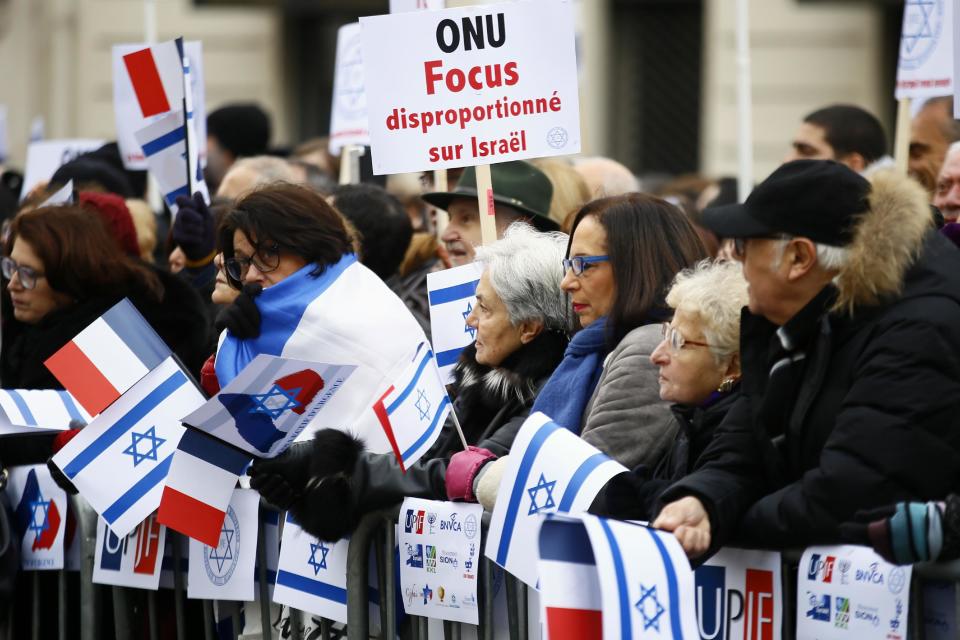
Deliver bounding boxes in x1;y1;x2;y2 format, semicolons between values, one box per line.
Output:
717;377;737;393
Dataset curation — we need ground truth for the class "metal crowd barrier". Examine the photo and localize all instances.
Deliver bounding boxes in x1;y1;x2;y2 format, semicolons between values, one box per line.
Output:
6;495;960;640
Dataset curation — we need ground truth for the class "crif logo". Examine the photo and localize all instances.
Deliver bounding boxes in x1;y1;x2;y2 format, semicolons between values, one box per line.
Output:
807;554;836;583
101;515;162;574
405;509;425;534
805;592;831;622
695;565;775;640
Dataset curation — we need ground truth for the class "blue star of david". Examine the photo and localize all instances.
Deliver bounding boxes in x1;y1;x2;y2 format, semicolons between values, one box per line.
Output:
249;384;302;420
122;426;166;467
415;389;431;421
308;542;329;576
463;302;476;339
904;1;937;53
635;583;666;632
28;494;50;537
526;473;557;515
208;523;235;572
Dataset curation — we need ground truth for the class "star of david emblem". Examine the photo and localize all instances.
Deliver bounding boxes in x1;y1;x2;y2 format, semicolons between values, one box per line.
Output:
208;523;235;573
635;583;666;632
249;384;302;420
415;389;431;421
308;542;329;576
546;127;569;149
526;473;556;515
28;494;51;537
463;302;476;339
902;1;938;56
122;426;166;467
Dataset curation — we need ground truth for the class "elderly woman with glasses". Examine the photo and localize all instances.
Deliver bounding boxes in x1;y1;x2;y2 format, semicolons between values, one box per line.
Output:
590;260;748;520
247;224;570;540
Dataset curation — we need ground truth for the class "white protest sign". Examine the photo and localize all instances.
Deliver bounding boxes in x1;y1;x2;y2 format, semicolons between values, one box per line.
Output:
6;465;67;570
398;498;483;624
328;23;370;155
188;488;259;601
391;0;446;12
896;0;954;99
695;547;783;640
485;412;626;589
797;545;911;640
360;0;581;174
112;41;206;170
20;138;105;201
92;513;166;590
427;261;484;383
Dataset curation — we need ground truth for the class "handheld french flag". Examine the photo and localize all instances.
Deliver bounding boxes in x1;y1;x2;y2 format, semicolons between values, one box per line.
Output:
157;428;250;547
0;388;92;437
122;38;185;118
134;109;192;212
539;517;602;640
373;343;451;471
44;298;171;417
50;357;205;537
426;262;483;383
578;515;698;640
484;412;627;588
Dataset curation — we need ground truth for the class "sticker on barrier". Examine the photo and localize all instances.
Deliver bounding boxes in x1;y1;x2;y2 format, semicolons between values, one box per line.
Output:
93;512;166;590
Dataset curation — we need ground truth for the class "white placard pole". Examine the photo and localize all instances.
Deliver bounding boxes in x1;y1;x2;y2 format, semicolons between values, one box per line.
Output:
433;169;449;236
474;164;496;246
735;0;753;202
338;145;364;185
144;0;157;44
894;97;913;174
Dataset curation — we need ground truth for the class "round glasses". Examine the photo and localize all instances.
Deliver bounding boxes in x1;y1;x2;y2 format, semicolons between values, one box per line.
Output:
1;256;44;290
660;322;712;353
562;255;609;276
224;243;281;281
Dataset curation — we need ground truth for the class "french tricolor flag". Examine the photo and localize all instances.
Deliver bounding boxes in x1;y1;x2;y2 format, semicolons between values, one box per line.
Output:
538;517;603;640
44;299;171;417
157;428;251;547
122;38;185;118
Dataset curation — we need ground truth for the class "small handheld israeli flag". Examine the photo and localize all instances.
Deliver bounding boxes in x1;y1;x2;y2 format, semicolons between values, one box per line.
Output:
134;110;191;212
427;262;483;383
484;412;626;588
0;388;92;437
373;342;452;471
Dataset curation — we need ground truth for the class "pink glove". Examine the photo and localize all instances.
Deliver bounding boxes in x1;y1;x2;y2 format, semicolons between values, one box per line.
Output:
445;446;497;502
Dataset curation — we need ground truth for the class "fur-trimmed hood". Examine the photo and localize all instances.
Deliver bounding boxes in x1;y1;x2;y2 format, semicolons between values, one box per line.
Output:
833;170;933;314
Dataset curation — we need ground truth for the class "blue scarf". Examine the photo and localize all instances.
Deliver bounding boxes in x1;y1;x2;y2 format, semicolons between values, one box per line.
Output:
215;254;358;386
530;317;610;434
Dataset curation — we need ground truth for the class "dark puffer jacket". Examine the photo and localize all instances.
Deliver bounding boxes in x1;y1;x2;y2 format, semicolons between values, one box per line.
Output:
659;171;960;553
287;330;568;541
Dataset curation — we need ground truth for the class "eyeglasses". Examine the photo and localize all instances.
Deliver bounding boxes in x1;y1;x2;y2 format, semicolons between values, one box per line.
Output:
562;255;609;276
729;235;789;260
1;257;44;290
660;322;711;353
224;243;281;281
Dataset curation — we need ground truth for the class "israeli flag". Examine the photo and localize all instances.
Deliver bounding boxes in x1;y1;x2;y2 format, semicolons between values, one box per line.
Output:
181;55;209;204
579;515;698;640
426;262;484;383
0;388;92;437
133;109;191;213
484;412;626;588
374;342;451;471
50;357;205;536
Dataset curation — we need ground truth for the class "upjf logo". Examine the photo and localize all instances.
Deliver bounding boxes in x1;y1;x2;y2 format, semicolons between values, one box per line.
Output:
405;509;425;534
203;506;240;587
100;514;162;574
805;593;831;623
405;543;424;569
834;596;850;629
695;565;775;640
807;554;836;583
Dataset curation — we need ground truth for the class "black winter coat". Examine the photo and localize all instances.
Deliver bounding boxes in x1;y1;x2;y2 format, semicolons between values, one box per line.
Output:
590;389;739;522
661;230;960;552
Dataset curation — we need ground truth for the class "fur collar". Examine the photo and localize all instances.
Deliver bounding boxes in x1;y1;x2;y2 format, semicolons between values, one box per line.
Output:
833;170;932;314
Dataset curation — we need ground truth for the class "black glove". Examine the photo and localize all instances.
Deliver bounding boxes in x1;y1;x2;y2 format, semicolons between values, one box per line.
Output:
173;192;216;263
248;441;314;510
839;497;960;565
214;283;263;338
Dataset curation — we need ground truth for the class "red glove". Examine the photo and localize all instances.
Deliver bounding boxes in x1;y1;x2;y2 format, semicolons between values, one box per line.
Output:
445;446;496;502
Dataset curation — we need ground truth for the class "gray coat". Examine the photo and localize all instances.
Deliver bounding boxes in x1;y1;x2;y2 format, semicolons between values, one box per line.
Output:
580;323;678;470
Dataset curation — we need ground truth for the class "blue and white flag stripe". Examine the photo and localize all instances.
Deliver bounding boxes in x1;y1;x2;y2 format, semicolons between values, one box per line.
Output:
426;262;484;380
0;389;89;431
134;109;191;209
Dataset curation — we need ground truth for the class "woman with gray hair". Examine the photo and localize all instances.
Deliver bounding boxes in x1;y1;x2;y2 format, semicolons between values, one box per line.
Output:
590;259;748;521
252;223;570;541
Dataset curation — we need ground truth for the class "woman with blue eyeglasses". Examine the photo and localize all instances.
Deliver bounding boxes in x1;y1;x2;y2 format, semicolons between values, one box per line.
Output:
447;193;708;507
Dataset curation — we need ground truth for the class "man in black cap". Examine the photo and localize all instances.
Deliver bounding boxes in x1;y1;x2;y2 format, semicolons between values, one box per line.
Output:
205;104;271;194
653;160;960;557
422;160;558;267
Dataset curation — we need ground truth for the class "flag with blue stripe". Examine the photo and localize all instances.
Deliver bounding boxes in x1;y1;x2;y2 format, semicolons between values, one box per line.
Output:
133;109;191;213
0;388;92;437
373;342;452;471
483;411;626;588
426;262;484;383
578;515;698;640
50;357;206;536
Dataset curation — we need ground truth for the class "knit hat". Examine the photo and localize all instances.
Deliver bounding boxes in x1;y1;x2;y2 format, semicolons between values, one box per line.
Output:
206;104;271;158
79;191;141;258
